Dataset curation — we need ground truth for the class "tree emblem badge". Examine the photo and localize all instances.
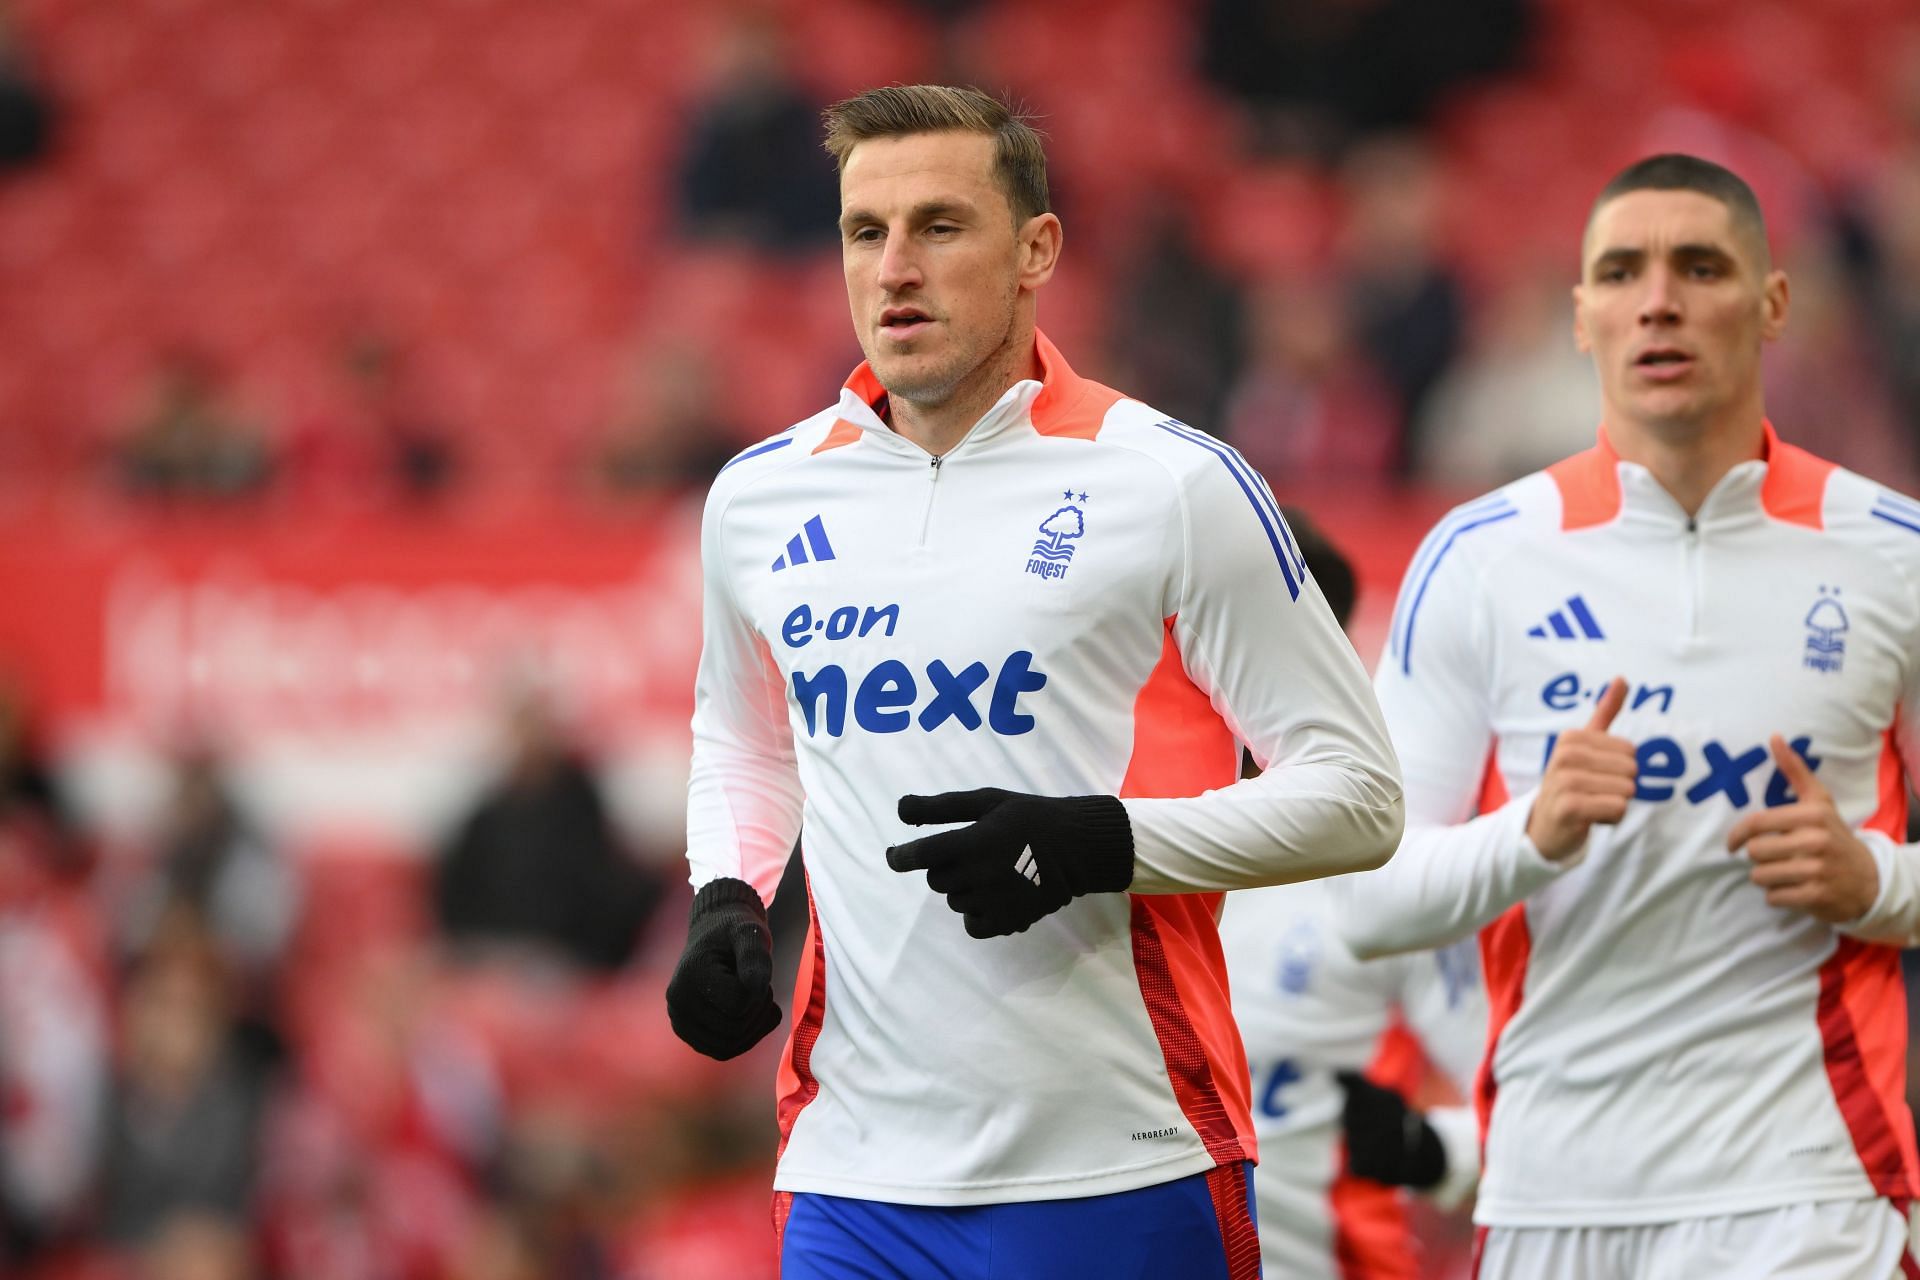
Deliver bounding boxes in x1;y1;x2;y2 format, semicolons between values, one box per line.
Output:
1802;587;1848;674
1025;505;1085;581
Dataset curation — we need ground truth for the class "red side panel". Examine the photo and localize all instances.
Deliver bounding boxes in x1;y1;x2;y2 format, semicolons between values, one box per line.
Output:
1328;1173;1418;1280
1818;726;1918;1203
1122;616;1254;1167
774;882;827;1163
1471;745;1526;1153
1328;1024;1421;1279
1817;938;1918;1199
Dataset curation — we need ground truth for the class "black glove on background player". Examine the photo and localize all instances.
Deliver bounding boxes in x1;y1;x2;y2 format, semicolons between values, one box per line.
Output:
886;789;1134;938
1336;1070;1448;1190
665;877;781;1060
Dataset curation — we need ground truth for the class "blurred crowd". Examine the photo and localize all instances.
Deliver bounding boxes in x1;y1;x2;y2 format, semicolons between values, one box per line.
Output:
4;1;1920;1277
2;2;1917;513
0;673;794;1280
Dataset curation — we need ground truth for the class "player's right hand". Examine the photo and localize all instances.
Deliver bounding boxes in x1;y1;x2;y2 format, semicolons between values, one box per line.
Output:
665;877;782;1060
1525;675;1638;862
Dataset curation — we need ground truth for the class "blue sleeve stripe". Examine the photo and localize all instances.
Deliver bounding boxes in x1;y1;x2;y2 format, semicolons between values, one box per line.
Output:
1875;492;1920;521
1252;468;1308;580
1872;507;1920;538
1396;507;1519;675
1155;421;1304;579
719;437;794;472
1388;496;1515;662
1155;421;1300;599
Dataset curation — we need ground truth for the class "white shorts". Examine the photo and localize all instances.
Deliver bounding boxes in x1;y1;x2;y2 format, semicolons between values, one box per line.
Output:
1475;1199;1918;1280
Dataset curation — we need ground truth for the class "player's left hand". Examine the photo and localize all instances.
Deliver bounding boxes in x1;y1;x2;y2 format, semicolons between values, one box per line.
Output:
1725;735;1880;925
887;789;1134;938
1336;1070;1447;1190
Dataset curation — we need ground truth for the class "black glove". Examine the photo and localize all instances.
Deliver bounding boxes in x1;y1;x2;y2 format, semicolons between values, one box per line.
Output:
1336;1070;1447;1190
665;877;781;1060
885;789;1134;938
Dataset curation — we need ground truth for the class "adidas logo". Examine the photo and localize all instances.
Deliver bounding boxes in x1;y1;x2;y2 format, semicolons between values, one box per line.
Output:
772;515;837;573
1015;845;1043;886
1527;594;1606;640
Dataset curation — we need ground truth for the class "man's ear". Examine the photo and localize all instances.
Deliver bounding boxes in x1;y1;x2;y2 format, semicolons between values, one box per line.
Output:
1760;269;1789;342
1572;284;1591;353
1018;213;1063;292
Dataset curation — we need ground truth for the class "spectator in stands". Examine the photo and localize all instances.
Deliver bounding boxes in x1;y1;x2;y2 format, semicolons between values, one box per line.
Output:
116;747;297;1064
114;350;275;501
292;330;459;505
0;674;79;873
257;941;496;1280
434;683;663;974
1414;263;1601;488
0;801;110;1267
138;1212;254;1280
1222;274;1401;486
1105;199;1247;436
100;928;267;1255
1340;135;1465;472
673;13;838;256
584;342;740;499
0;2;53;173
1199;0;1528;156
1847;147;1920;478
1762;246;1914;490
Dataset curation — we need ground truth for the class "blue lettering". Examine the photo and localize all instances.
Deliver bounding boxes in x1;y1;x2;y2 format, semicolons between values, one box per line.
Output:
988;650;1048;735
782;604;813;649
1541;672;1581;711
860;604;900;638
1685;740;1769;808
1634;736;1685;801
853;660;916;732
1763;736;1821;807
1630;683;1675;714
791;666;847;737
918;660;989;731
1256;1057;1301;1119
826;606;858;640
789;651;1049;738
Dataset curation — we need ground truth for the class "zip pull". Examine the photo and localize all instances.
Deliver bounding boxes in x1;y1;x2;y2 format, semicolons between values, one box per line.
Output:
930;454;943;473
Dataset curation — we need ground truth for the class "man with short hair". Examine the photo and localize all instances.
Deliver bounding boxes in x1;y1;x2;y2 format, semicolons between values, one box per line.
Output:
666;84;1404;1279
1338;153;1920;1277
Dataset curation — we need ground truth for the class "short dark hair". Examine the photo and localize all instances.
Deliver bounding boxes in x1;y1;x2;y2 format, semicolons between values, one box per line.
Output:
1585;153;1771;269
1280;506;1356;629
821;85;1051;224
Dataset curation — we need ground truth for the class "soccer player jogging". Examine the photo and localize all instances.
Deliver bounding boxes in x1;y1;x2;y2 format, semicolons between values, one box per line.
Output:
1221;512;1485;1279
664;85;1405;1279
1337;153;1920;1279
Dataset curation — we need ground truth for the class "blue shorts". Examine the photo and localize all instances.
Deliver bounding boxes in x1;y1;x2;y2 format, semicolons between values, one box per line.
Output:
778;1162;1261;1279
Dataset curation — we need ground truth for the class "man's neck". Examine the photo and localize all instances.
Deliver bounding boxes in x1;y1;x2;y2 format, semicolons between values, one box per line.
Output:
888;333;1043;457
1607;407;1768;517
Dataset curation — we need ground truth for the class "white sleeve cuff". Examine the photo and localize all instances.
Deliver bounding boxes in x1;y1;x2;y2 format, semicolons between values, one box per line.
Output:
1840;829;1920;948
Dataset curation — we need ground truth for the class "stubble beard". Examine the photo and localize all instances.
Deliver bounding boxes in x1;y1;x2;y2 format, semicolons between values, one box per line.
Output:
874;285;1022;417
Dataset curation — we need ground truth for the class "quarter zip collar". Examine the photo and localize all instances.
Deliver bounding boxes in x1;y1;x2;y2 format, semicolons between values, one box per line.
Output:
1551;421;1834;533
832;329;1101;458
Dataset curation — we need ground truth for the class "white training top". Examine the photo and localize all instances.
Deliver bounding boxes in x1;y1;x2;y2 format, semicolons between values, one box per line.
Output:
1337;424;1920;1227
685;333;1403;1206
1221;876;1484;1278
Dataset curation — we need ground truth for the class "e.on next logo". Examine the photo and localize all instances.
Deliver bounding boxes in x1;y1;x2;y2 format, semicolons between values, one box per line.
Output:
790;652;1048;738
